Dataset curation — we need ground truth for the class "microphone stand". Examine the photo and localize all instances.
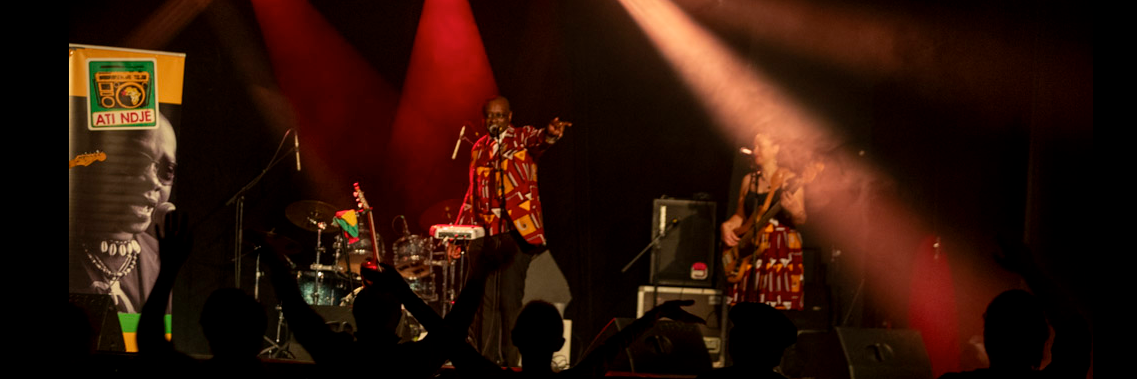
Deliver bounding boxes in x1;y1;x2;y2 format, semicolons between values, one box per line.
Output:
620;216;680;309
224;129;298;288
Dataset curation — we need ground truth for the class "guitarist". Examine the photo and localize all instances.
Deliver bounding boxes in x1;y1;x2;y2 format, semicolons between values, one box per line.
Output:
720;133;807;310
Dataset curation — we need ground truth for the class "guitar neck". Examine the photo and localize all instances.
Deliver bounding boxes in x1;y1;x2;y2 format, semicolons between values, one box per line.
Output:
353;182;383;265
365;210;381;263
739;178;806;240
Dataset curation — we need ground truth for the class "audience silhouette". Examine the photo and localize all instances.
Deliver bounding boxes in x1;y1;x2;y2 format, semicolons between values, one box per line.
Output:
697;302;797;379
137;211;267;375
262;232;501;378
939;240;1091;379
451;299;706;378
111;212;1094;379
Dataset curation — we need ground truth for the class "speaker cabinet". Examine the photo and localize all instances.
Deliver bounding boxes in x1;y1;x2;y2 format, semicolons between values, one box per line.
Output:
650;199;716;288
784;327;932;379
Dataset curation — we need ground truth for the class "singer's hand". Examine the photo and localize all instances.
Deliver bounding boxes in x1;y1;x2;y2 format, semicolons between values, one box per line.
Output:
545;117;572;143
446;241;463;260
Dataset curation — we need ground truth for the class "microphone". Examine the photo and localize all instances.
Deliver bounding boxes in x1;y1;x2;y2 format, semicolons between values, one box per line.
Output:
294;129;302;172
154;202;176;223
451;125;466;160
153;202;176;232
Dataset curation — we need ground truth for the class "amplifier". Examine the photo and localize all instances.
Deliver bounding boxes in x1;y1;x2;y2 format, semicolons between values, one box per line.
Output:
650;199;717;287
636;285;728;367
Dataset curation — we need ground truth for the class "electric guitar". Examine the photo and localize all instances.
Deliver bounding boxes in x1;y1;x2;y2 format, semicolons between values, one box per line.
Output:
722;163;823;283
353;182;384;271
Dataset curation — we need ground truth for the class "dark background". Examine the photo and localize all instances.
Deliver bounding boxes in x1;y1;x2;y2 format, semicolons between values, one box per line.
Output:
70;0;1091;371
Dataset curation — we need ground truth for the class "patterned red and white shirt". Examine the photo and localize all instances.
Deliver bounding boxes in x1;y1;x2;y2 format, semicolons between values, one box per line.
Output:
457;125;554;245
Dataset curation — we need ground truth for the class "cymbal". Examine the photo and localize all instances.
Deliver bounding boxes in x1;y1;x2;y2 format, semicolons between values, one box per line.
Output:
285;200;342;232
418;198;464;232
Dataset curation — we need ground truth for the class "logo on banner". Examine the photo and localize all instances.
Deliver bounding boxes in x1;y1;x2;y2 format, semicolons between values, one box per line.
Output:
87;59;158;130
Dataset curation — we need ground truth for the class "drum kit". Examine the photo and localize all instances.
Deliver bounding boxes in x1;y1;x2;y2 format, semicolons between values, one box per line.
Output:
271;199;467;307
257;186;481;359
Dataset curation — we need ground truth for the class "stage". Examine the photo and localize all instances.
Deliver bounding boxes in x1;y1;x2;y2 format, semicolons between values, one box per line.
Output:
70;0;1092;377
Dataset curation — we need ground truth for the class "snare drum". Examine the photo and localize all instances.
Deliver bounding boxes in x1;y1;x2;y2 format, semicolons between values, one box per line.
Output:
392;235;433;279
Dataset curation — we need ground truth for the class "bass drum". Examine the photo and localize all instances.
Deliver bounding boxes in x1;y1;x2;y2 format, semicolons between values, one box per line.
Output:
296;270;353;306
343;228;383;274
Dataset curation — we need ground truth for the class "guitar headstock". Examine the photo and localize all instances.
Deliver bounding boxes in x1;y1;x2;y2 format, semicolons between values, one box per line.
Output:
802;162;825;183
69;151;107;169
352;182;371;211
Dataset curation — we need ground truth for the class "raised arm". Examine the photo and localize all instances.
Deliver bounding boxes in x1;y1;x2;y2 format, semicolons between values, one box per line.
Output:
137;211;190;355
574;300;706;377
361;263;444;332
517;118;571;159
261;236;344;362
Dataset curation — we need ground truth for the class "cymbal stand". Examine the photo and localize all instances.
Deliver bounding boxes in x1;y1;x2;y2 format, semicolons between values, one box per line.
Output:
309;221;327;305
259;303;293;359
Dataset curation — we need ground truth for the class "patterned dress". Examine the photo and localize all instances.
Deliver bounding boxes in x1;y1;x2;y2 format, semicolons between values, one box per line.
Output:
730;191;805;310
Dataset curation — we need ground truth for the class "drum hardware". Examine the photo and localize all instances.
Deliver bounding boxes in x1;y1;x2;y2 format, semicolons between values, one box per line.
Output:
426;225;484;316
296;269;353;306
244;231;300;301
309;263;340;272
259;304;294;359
245;231;302;360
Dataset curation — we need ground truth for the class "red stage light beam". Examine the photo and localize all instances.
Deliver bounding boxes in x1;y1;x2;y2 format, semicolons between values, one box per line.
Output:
387;0;498;217
251;0;400;193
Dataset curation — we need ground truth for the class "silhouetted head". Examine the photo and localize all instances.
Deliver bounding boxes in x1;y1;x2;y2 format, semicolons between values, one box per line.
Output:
983;289;1049;369
512;300;565;356
352;286;402;336
200;288;266;357
728;302;797;369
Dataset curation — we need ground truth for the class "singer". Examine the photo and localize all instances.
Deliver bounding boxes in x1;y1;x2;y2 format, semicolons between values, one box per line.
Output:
455;96;570;366
720;133;808;310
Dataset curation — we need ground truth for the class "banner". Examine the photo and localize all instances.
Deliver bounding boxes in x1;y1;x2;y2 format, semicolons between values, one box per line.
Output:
69;44;185;352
